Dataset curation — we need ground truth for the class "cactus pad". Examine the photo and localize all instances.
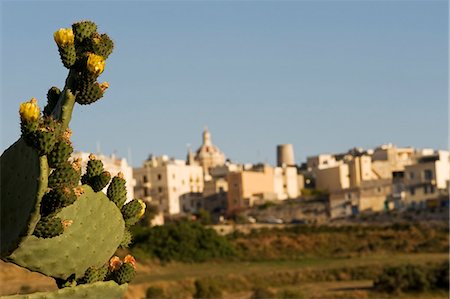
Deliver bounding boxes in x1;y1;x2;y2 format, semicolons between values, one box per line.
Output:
0;138;48;256
1;281;127;299
7;185;125;279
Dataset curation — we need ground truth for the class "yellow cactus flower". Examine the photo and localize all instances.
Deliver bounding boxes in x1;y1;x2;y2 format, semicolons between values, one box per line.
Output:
86;53;105;76
137;199;146;218
19;98;40;123
53;28;74;47
99;82;109;92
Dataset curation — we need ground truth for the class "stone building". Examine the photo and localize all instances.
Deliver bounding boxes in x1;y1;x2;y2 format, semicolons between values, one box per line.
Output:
133;155;204;215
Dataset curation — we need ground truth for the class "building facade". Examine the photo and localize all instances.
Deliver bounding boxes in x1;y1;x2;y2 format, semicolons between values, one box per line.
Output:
134;155;204;215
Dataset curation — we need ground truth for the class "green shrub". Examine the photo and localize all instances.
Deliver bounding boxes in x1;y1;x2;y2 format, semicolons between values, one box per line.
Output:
145;286;165;299
374;263;449;293
193;279;222;299
131;221;236;262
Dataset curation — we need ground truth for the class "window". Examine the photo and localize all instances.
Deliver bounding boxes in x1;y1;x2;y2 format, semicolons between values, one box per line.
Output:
430;185;435;193
409;172;415;179
424;185;429;194
158;187;163;193
144;188;149;197
423;170;433;180
157;174;162;180
143;175;148;183
410;187;415;196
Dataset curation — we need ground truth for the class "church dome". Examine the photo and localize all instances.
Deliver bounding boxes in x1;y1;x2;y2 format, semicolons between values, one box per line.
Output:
194;128;226;172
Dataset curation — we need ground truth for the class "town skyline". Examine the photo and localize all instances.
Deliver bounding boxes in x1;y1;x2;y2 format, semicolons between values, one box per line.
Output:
1;1;447;167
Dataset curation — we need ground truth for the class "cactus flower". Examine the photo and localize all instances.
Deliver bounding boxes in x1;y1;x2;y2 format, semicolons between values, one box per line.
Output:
109;256;122;271
62;219;73;229
53;28;74;47
86;53;105;76
99;82;109;92
124;255;136;269
19;98;40;123
137;199;146;218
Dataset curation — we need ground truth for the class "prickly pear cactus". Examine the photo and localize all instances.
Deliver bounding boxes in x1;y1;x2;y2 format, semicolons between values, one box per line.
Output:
0;20;146;298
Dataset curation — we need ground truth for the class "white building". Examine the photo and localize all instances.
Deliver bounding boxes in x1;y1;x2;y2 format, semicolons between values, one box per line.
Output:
134;155;204;215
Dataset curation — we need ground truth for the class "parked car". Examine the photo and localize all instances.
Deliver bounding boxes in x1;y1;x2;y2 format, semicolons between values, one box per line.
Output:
263;217;283;224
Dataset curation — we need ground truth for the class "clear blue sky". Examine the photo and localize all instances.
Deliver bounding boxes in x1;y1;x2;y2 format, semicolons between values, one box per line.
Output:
1;1;448;167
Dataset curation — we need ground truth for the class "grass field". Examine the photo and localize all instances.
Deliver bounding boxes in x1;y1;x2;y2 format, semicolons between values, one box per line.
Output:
0;252;448;298
125;252;449;299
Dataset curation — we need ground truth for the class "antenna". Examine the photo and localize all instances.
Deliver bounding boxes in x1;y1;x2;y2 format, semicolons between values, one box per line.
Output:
96;141;101;155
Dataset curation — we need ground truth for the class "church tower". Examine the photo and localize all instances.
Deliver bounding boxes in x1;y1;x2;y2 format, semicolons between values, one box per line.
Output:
194;127;226;178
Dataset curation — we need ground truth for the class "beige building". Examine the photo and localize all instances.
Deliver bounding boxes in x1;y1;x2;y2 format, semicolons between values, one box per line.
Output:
315;162;350;192
72;152;135;202
274;166;299;200
312;145;416;218
134;155;204;215
329;179;391;218
226;164;300;214
403;150;449;207
227;164;276;213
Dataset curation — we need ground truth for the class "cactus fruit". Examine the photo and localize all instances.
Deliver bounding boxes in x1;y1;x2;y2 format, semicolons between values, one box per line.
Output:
0;20;144;297
76;80;105;105
121;199;146;227
78;264;108;284
90;33;114;59
72;21;97;43
33;216;64;238
48;160;81;188
44;87;61;117
40;187;76;216
47;137;73;168
86;154;104;177
111;262;136;285
107;172;127;207
89;171;111;192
